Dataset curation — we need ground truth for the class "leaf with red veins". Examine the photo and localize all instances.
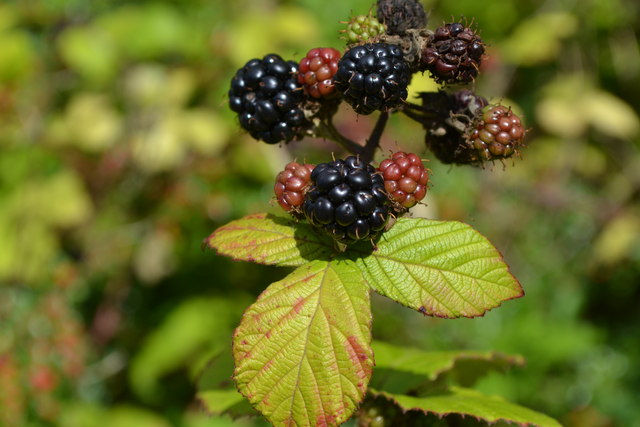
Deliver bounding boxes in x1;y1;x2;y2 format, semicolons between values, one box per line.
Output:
204;213;334;267
233;259;372;426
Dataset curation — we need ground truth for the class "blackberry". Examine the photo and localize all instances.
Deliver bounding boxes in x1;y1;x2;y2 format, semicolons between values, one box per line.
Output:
376;0;427;35
274;161;315;215
420;90;488;165
228;54;308;144
378;152;429;209
303;156;391;244
341;13;386;45
334;43;411;115
421;22;485;85
298;48;341;99
467;105;526;161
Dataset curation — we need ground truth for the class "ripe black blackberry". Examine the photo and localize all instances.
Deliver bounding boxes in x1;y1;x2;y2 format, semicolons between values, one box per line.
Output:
421;22;485;85
376;0;427;35
334;43;411;115
303;156;391;244
228;54;308;144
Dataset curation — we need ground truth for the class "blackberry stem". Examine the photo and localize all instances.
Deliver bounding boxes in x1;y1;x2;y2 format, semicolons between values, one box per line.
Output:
318;119;363;155
361;111;389;163
401;107;431;125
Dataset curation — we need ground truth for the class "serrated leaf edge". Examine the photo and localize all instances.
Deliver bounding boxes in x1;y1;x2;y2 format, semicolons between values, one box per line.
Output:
352;218;524;318
369;389;562;427
204;212;334;266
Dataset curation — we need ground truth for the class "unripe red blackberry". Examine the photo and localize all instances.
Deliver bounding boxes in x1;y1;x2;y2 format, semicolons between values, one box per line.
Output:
297;48;341;99
376;0;427;35
274;162;315;215
228;54;309;144
467;105;526;161
303;156;391;244
378;152;429;209
341;13;386;45
334;43;411;115
421;22;485;85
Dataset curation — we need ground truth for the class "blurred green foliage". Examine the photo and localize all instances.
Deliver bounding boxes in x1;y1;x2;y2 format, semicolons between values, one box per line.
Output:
1;0;638;426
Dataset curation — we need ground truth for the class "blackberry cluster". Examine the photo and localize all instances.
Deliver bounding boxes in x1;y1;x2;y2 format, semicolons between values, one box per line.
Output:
229;54;308;144
421;23;485;84
378;152;429;209
303;156;390;244
298;48;341;99
334;43;411;115
376;0;427;35
467;105;526;161
274;162;315;214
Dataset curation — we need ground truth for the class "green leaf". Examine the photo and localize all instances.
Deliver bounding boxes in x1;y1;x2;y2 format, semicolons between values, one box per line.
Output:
129;297;244;402
204;213;334;267
352;218;523;318
370;341;524;394
197;389;257;418
371;387;562;427
233;259;373;426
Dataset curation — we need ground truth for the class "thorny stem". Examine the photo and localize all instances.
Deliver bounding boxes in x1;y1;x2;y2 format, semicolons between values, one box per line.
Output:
361;111;389;163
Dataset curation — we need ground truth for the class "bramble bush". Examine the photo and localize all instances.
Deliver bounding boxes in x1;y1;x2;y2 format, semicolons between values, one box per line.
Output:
200;1;560;425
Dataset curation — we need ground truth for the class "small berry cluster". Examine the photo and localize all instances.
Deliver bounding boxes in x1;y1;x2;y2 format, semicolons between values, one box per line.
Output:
274;153;429;246
227;0;528;246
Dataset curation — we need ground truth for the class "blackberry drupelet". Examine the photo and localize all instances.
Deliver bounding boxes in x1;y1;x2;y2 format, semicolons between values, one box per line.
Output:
303;156;391;244
376;0;427;35
274;161;315;215
421;22;485;85
467;105;526;161
298;48;341;99
334;43;411;115
229;54;308;144
378;152;429;209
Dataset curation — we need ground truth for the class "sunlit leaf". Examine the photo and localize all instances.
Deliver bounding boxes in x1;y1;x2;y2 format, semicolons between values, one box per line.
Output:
233;260;373;426
352;218;523;318
205;213;334;267
130;297;244;402
371;387;562;427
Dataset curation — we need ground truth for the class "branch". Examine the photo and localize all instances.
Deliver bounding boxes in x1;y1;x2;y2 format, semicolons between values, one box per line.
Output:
316;119;364;155
361;111;389;163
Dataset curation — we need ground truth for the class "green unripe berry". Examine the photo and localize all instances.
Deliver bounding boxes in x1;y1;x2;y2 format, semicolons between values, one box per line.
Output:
340;13;386;45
